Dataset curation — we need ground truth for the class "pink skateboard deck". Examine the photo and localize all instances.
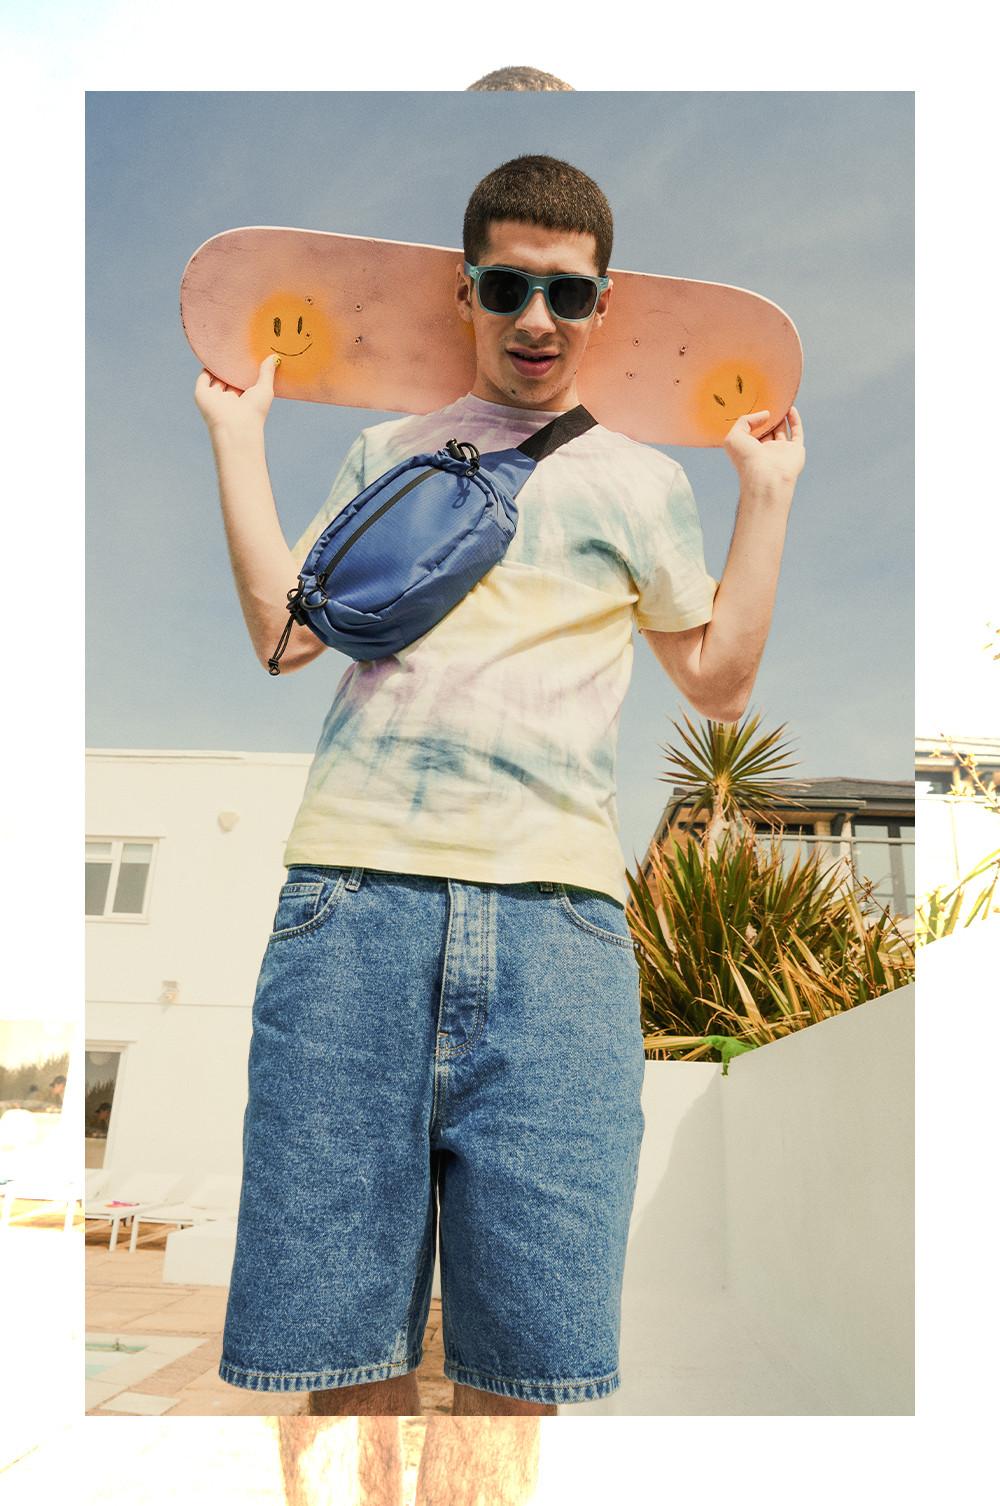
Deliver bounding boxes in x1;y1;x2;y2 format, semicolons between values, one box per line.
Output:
181;227;802;447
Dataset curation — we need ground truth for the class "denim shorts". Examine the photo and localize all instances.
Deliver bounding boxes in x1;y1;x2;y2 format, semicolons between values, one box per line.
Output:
219;864;646;1405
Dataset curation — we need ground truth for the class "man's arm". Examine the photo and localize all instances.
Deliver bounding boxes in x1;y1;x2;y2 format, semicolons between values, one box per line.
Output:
643;406;805;723
194;354;328;673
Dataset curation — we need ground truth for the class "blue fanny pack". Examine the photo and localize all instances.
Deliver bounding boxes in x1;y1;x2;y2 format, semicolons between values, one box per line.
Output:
267;404;596;672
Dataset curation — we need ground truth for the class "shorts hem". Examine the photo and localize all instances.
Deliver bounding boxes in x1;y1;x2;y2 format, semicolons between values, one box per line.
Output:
218;1351;422;1393
444;1360;620;1404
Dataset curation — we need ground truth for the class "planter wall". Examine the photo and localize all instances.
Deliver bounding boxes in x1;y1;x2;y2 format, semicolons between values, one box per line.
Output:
579;983;914;1415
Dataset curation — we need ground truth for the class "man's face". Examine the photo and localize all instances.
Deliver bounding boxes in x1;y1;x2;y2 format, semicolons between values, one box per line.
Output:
455;219;611;411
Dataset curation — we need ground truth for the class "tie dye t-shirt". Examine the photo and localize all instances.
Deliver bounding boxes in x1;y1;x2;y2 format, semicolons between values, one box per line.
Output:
283;393;718;904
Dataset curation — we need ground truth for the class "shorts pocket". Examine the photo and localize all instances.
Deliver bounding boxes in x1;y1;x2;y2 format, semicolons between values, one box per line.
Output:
269;870;347;940
557;884;635;948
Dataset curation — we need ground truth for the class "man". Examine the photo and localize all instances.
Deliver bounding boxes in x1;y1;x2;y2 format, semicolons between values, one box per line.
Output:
195;154;804;1418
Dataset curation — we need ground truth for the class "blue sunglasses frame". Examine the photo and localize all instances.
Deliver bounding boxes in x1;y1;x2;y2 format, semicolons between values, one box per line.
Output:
463;261;611;322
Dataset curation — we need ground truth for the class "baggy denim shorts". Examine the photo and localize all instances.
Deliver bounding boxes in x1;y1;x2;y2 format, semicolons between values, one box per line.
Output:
219;865;646;1404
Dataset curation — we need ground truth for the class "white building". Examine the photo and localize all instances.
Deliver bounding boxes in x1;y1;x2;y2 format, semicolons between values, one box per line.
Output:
86;749;311;1182
915;734;1000;917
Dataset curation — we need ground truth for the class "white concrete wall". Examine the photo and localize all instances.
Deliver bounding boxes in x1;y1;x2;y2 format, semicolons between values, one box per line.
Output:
86;750;310;1183
582;984;914;1416
721;984;914;1414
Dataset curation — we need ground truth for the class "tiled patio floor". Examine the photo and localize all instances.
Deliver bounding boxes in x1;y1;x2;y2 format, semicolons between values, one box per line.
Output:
85;1223;451;1419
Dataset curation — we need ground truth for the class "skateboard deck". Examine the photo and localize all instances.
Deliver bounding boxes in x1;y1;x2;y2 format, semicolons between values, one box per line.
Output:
181;227;802;447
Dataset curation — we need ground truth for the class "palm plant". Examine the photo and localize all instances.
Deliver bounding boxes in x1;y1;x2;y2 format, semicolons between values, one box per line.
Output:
627;714;915;1062
657;712;800;851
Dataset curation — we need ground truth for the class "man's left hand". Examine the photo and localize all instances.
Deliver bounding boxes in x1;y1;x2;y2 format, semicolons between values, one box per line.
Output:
724;405;805;492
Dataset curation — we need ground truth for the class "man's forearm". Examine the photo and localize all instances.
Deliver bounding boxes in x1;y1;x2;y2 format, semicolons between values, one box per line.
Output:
209;424;322;671
694;476;794;719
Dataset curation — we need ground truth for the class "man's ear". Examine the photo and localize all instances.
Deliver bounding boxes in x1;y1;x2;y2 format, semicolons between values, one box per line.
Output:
592;277;613;333
455;262;473;323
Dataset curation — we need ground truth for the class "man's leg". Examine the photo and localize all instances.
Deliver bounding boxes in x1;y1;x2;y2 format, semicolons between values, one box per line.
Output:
415;1418;541;1506
276;1416;404;1506
306;1373;421;1415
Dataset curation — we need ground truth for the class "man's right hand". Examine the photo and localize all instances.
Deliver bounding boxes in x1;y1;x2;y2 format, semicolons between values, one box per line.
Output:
191;351;324;671
194;353;280;438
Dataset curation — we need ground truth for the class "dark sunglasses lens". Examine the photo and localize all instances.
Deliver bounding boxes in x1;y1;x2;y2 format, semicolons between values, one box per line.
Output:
549;277;599;319
478;269;530;314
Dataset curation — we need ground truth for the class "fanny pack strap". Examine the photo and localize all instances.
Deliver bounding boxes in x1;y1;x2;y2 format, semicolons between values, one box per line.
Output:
516;403;597;461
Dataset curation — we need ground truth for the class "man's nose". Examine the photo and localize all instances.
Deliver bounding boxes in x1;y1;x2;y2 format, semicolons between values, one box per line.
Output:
514;290;557;336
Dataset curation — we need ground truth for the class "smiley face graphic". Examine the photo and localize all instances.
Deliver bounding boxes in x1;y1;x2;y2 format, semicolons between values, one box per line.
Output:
690;358;773;440
248;291;336;385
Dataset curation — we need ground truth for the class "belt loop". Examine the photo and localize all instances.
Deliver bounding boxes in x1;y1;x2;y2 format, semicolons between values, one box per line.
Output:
346;867;365;891
537;881;555;892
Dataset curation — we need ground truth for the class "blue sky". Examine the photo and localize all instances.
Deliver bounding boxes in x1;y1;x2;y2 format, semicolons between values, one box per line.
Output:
86;90;913;867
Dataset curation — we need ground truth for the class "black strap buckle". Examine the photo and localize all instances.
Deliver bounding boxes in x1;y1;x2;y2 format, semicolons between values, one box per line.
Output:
445;439;481;475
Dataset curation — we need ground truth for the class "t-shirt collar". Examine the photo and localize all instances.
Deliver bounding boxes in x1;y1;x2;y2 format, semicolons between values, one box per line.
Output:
457;392;569;423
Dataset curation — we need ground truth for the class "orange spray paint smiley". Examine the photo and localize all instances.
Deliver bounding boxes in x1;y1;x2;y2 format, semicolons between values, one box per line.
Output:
691;358;774;439
248;291;336;386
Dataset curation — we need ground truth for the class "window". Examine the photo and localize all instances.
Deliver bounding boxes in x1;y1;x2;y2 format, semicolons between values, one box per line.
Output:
86;839;156;918
84;1046;125;1169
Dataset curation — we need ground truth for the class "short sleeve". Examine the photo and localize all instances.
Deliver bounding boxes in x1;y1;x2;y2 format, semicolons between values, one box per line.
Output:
633;462;718;632
289;431;367;565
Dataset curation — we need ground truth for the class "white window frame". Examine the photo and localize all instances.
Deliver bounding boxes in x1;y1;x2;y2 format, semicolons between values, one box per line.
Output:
86;837;159;923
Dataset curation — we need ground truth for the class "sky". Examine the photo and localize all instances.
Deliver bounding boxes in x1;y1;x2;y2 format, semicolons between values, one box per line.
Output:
84;90;914;867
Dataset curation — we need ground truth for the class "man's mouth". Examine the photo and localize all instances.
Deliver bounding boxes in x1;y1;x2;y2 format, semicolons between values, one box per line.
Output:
507;348;559;378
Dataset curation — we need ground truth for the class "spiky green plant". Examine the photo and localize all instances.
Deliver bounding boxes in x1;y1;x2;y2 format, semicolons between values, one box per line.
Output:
658;712;800;852
916;847;1000;945
628;715;915;1062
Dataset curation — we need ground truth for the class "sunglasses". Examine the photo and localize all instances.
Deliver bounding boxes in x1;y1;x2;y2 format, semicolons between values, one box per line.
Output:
463;261;611;322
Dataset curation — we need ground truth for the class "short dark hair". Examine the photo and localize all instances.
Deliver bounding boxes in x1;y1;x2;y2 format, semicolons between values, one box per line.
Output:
467;66;573;92
463;154;613;276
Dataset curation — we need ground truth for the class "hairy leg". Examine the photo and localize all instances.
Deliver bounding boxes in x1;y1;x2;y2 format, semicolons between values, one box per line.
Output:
276;1416;404;1506
416;1418;541;1506
306;1372;422;1416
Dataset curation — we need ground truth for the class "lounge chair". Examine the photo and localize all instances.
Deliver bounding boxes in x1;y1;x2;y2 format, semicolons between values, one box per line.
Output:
126;1174;241;1251
84;1170;184;1252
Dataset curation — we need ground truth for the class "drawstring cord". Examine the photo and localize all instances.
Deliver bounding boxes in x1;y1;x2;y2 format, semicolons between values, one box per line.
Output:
267;581;308;675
